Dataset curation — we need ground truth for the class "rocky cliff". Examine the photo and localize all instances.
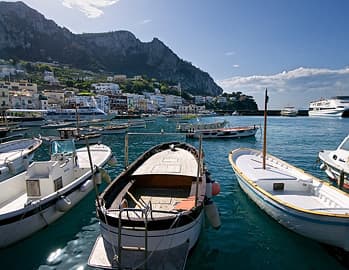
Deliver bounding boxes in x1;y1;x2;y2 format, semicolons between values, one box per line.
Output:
0;1;223;96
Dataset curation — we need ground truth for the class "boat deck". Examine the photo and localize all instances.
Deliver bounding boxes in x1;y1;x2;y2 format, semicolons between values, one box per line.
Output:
0;193;27;214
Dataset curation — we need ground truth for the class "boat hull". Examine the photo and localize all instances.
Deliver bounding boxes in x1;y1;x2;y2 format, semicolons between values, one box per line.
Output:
232;159;349;251
0;178;94;247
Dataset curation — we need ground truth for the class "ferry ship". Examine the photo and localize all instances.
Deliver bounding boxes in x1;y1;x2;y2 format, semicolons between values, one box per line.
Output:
45;106;114;122
280;106;298;117
308;96;349;117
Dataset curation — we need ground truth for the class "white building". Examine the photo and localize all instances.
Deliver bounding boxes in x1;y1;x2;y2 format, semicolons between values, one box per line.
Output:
43;71;59;85
165;95;183;108
194;96;205;105
92;83;121;95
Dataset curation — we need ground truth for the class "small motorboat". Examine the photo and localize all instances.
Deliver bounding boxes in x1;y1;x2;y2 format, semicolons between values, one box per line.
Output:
88;124;129;135
88;139;220;269
40;121;75;129
187;125;258;139
177;120;227;133
57;127;102;145
0;139;113;247
229;148;349;251
319;134;349;190
0;138;42;182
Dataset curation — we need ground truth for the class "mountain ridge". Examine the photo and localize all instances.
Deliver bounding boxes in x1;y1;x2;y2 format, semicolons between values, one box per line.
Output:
0;1;223;96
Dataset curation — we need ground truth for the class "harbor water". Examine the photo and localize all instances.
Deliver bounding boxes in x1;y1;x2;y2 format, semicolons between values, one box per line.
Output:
0;116;348;270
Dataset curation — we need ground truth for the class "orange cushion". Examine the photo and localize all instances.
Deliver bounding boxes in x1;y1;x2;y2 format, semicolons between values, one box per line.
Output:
174;196;196;210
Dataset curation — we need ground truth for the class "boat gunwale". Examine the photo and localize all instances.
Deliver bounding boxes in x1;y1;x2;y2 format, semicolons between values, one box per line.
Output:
229;147;349;218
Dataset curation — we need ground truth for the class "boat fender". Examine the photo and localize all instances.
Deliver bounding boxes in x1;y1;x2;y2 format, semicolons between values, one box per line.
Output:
80;179;93;192
205;181;212;199
204;199;221;229
0;166;9;175
93;167;102;185
100;168;111;184
212;181;221;196
23;156;29;169
108;155;117;167
319;163;326;170
325;169;335;180
56;196;72;212
6;162;16;174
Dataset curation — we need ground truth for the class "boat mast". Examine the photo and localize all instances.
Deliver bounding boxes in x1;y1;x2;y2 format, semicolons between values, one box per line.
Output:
195;134;202;207
262;88;268;170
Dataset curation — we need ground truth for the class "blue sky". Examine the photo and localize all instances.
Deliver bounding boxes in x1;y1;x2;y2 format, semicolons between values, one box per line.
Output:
6;0;349;109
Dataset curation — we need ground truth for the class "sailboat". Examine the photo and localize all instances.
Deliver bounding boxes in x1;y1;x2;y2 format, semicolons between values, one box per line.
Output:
229;89;349;251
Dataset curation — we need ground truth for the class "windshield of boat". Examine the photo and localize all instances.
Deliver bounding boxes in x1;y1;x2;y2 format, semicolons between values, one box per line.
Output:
51;140;76;155
339;137;349;151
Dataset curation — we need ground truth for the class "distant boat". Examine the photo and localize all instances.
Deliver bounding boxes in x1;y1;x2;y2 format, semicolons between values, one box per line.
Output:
319;134;349;190
187;126;258;139
280;106;298;117
0;138;42;182
45;107;114;122
88;140;220;269
177;120;227;133
88;124;129;135
40;121;75;129
308;96;349;117
0;139;112;248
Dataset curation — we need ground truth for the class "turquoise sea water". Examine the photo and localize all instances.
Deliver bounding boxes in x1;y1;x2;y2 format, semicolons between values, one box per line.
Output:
0;116;349;270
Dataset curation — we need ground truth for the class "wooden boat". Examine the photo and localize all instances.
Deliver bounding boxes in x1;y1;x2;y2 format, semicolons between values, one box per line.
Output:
229;90;349;251
0;138;42;182
88;140;221;269
229;148;349;251
57;127;102;145
177;120;226;133
319;134;349;190
0;139;112;247
187;125;258;139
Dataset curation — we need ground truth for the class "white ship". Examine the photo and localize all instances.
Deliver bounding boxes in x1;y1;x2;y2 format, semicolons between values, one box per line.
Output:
308;96;349;117
45;106;114;122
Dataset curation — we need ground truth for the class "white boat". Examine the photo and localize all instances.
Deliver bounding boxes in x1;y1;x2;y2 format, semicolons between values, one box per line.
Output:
319;134;349;190
127;119;146;128
88;124;129;135
177;120;226;133
88;140;220;269
280;106;298;116
46;107;114;122
0;138;42;182
229;148;349;251
308;96;349;117
187;126;258;139
40;121;75;129
0;139;112;247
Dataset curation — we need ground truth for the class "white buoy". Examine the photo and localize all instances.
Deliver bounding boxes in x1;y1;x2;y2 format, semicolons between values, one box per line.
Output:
93;169;102;185
7;162;15;174
204;200;221;229
23;156;30;169
205;181;212;199
56;196;72;212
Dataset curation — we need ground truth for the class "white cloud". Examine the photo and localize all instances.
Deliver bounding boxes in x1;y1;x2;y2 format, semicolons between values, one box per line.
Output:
140;19;152;25
233;64;239;68
62;0;119;18
218;67;349;110
225;51;236;56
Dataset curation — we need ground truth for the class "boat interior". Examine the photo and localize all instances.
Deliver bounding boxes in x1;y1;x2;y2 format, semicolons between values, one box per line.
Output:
108;174;202;219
